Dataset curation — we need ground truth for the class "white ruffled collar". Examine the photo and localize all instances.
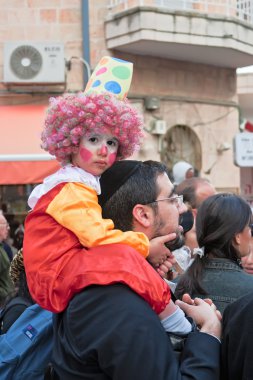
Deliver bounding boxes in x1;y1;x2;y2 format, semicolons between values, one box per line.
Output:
28;165;101;209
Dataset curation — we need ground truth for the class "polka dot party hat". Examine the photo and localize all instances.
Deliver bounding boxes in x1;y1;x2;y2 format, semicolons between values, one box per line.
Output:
84;56;133;100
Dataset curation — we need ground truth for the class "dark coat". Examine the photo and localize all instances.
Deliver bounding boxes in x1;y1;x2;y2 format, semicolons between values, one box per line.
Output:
0;246;14;306
222;292;253;380
52;283;220;380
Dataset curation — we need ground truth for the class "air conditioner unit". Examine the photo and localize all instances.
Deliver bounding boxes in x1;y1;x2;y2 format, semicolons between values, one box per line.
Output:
3;42;65;84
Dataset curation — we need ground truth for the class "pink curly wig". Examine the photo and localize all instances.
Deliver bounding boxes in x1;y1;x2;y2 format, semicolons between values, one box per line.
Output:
41;92;144;165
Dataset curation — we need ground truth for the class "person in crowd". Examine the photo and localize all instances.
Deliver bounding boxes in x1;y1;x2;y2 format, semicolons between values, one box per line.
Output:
13;224;25;251
176;177;216;209
221;291;253;380
0;248;33;333
175;193;253;314
161;206;194;284
172;161;194;186
167;207;195;283
1;210;21;258
0;210;14;262
52;159;221;380
23;57;190;335
2;241;13;262
0;213;14;307
176;177;216;254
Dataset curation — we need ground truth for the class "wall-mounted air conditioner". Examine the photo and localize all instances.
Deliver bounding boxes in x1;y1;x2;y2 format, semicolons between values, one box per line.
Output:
3;42;65;84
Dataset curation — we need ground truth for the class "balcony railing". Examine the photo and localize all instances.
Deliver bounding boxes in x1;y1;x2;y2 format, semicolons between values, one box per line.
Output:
108;0;253;24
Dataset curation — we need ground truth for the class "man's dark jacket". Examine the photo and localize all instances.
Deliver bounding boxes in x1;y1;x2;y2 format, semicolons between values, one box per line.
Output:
52;284;220;380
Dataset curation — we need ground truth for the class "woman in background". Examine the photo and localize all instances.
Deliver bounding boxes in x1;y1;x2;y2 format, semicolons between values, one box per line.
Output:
175;193;253;314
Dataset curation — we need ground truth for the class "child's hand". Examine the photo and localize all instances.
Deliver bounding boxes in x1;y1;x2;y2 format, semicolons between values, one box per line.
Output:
156;259;174;278
148;233;176;268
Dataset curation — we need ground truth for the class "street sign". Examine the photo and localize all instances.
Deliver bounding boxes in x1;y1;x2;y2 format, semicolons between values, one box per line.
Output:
233;132;253;167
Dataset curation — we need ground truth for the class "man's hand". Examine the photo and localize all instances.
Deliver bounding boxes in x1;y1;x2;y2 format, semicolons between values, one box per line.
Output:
175;295;221;339
180;293;222;321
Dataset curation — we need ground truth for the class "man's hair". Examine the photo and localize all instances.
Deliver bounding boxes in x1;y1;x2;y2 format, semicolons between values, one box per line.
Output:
102;160;168;231
176;177;211;209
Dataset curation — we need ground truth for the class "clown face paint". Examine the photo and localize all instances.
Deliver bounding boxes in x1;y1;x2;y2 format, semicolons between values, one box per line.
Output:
72;130;119;176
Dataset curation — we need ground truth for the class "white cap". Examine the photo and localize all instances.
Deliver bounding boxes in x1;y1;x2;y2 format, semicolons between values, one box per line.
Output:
172;161;193;185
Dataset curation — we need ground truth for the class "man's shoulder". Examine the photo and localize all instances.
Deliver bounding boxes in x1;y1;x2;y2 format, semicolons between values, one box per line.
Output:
68;283;158;319
54;284;170;360
57;284;166;344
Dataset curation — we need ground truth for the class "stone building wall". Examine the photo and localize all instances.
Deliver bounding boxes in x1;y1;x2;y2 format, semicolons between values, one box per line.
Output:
0;0;240;191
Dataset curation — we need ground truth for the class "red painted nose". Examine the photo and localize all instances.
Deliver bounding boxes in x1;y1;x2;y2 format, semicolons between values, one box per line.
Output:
99;144;108;156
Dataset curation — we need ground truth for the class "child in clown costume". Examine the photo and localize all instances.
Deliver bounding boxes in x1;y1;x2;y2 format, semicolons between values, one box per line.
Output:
23;56;192;336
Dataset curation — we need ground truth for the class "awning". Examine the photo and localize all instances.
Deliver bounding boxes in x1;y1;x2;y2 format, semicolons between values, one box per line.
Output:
0;104;60;184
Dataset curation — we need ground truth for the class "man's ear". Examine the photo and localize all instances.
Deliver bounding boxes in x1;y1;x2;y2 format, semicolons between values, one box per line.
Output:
132;204;153;228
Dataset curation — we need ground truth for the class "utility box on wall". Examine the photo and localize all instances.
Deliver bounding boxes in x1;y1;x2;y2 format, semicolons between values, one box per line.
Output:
153;120;167;135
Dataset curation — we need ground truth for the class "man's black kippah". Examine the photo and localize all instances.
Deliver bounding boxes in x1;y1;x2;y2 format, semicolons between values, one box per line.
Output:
98;160;142;207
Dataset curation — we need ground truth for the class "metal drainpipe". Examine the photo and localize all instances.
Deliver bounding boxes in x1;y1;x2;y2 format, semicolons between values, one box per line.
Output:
81;0;91;87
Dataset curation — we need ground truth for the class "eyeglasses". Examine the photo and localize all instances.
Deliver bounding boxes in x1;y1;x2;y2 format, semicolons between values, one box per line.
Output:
151;194;184;207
